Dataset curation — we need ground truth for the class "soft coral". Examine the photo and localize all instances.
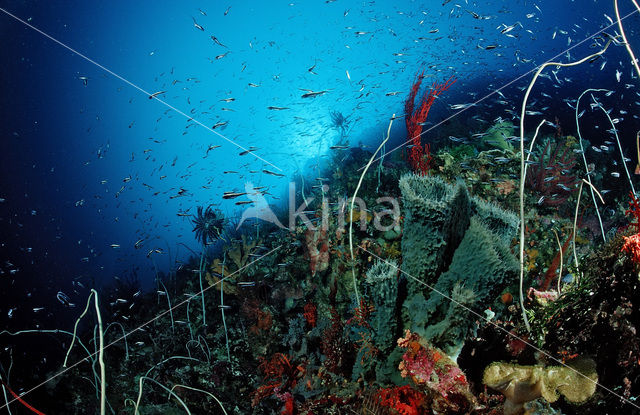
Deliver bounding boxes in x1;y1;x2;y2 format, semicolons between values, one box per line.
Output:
374;385;426;415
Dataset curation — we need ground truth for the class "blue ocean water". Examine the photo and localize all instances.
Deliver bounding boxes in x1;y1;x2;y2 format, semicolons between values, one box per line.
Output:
1;0;640;413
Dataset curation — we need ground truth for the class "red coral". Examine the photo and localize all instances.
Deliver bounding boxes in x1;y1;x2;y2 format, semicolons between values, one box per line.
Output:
404;72;456;175
321;308;352;375
622;233;640;265
303;302;317;328
252;353;304;411
346;298;375;329
374;385;426;415
281;395;294;415
305;228;329;275
241;299;273;334
526;139;579;206
625;191;640;233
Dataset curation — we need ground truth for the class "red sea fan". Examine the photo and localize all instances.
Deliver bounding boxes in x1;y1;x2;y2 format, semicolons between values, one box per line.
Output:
321;308;352;375
625;191;640;233
404;71;456;175
526;139;579;207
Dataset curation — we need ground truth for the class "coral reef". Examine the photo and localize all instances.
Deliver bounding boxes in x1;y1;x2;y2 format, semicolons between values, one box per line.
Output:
539;231;640;413
20;119;640;415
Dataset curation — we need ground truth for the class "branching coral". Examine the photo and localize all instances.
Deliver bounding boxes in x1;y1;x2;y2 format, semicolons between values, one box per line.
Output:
622;233;640;265
404;72;456;175
625;190;640;233
252;353;304;412
622;192;640;264
302;302;317;328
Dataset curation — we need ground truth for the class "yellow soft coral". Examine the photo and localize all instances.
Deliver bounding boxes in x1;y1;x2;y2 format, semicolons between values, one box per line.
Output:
483;359;597;415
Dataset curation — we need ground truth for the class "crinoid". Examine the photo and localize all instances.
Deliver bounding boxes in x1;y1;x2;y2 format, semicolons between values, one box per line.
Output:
330;110;350;137
191;205;225;245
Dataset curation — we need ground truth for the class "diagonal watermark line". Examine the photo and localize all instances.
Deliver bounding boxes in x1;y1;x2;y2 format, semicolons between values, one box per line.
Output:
0;7;282;172
358;245;640;410
0;244;282;410
360;8;640;171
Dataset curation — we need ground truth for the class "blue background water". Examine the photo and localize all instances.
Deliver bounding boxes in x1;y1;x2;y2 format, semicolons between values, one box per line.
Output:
1;0;639;327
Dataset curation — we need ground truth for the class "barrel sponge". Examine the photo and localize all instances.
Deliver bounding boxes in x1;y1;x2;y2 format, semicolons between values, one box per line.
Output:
399;174;471;289
423;282;476;358
365;260;399;352
434;217;519;301
471;197;519;244
419;218;518;353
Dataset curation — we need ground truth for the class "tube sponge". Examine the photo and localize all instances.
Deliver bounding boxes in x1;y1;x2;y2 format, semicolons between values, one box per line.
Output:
365;260;399;353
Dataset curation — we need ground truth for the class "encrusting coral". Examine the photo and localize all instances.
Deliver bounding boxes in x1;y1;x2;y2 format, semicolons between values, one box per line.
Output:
397;330;479;413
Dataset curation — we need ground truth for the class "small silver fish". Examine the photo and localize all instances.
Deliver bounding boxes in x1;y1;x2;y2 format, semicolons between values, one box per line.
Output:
192;18;204;31
557;184;572;191
263;169;285;177
57;291;75;307
148;91;166;99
